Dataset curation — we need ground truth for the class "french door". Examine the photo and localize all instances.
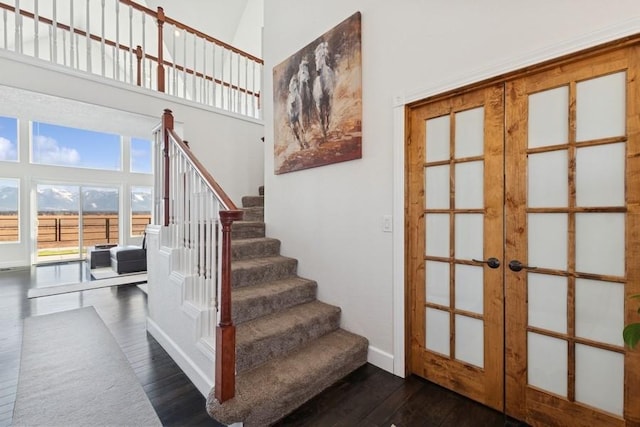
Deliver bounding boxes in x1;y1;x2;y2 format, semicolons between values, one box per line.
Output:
407;43;640;425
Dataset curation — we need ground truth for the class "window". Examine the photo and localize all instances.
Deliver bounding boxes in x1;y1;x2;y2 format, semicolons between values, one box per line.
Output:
0;178;19;243
0;116;18;162
131;186;152;237
130;138;152;173
31;121;121;170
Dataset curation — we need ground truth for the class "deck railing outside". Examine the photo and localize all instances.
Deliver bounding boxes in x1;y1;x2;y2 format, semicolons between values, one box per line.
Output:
0;213;151;246
154;109;241;402
0;0;262;119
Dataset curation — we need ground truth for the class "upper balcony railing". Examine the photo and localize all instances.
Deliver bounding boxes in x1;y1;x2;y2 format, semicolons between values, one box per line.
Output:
0;0;263;119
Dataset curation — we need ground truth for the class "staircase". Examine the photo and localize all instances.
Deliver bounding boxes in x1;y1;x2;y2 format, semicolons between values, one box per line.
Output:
206;187;368;426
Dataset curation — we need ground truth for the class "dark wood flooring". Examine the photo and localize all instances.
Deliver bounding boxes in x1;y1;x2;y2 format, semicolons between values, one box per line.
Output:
0;261;525;427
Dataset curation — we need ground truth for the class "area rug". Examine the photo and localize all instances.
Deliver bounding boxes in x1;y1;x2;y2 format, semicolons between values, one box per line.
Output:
12;307;161;426
27;273;147;299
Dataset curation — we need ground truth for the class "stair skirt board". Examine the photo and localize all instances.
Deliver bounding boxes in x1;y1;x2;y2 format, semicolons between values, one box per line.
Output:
147;317;213;398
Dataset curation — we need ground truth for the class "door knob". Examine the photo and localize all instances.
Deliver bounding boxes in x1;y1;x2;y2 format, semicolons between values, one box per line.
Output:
472;257;501;269
508;260;537;272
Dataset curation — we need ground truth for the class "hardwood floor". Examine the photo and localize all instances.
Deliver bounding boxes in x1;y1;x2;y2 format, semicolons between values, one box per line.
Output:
0;262;526;427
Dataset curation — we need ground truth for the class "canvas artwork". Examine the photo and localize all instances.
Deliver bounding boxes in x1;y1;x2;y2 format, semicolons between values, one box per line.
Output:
273;12;362;174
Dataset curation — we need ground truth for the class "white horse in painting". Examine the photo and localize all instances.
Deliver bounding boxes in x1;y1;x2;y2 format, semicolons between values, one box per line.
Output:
297;59;313;131
287;75;308;149
312;41;335;142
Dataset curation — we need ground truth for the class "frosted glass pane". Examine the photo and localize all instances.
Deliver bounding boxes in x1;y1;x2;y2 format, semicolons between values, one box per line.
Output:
425;165;450;209
455;264;483;314
426;115;450;162
528;86;569;148
576;279;624;346
528;273;567;334
426;261;450;307
455;107;484;158
576;143;625;207
455;315;484;368
426;214;450;257
426;308;450;356
576;72;626;142
528;150;568;208
575;345;624;416
575;213;625;277
528;213;567;271
455;214;483;261
528;333;567;397
455;161;484;209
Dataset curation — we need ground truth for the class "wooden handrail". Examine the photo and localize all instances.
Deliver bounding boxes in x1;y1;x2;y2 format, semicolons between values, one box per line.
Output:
161;109;242;403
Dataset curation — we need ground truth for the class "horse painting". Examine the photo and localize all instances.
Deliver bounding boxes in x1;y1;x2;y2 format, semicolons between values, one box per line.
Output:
312;41;335;142
273;12;362;174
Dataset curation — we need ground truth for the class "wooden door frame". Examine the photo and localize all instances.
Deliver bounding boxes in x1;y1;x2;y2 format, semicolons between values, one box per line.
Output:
404;35;640;425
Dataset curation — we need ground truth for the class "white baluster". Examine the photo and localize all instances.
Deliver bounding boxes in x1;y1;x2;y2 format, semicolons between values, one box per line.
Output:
85;0;91;72
141;12;146;87
69;0;74;68
3;10;7;50
52;0;57;63
236;53;240;113
212;43;217;108
14;0;21;54
171;25;177;95
62;30;66;66
100;0;105;76
115;0;120;81
228;50;233;111
244;56;248;116
182;28;187;98
128;6;133;84
202;40;207;105
33;0;39;58
192;34;197;102
75;34;80;69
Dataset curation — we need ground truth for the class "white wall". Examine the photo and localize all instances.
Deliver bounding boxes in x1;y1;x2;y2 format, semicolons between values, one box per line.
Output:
232;0;264;57
0;51;264;267
262;0;640;374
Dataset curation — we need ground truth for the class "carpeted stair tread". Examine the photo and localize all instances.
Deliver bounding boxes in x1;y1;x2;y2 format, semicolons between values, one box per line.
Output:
241;206;264;222
206;328;368;427
242;195;264;207
232;237;280;261
235;300;340;373
232;256;297;288
232;277;317;324
232;221;265;239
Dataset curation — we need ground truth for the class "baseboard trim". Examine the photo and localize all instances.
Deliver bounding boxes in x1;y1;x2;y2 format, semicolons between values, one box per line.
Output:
146;317;213;398
367;345;394;374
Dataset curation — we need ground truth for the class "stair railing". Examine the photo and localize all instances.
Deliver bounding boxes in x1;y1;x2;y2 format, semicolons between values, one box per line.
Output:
0;0;262;118
153;108;242;403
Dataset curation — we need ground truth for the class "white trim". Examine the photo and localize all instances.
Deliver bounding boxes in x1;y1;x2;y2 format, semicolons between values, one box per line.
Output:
146;317;214;398
391;103;406;378
404;17;640;104
367;345;394;374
